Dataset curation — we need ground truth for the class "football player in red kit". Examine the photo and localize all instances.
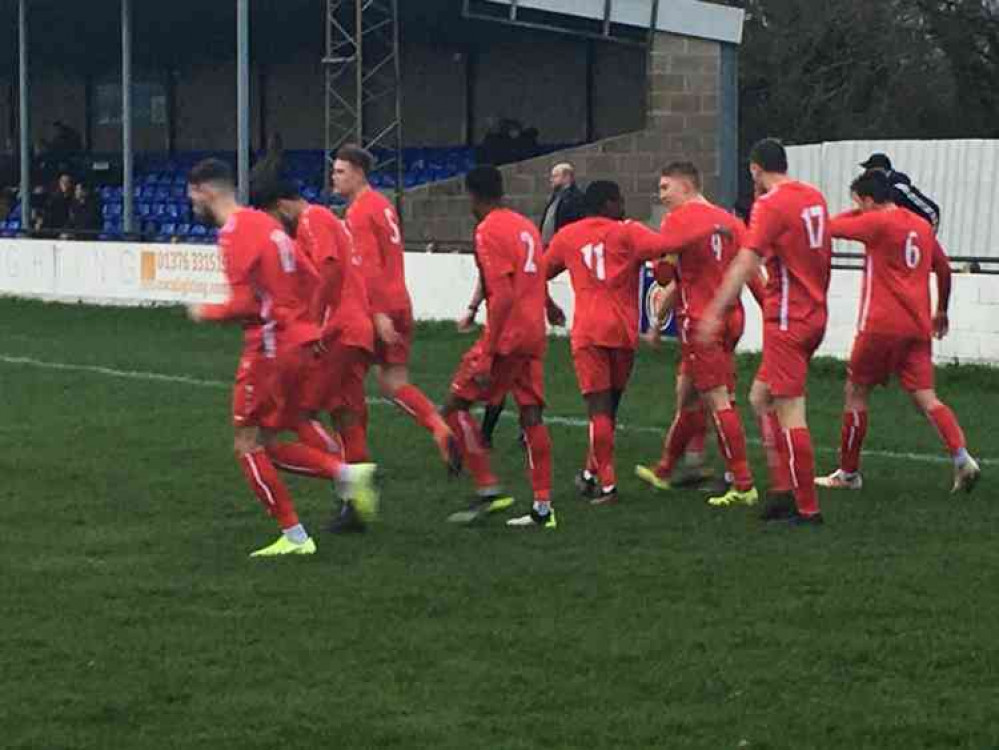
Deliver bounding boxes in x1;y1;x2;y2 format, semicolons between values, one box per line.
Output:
546;180;719;505
249;166;382;532
332;144;459;472
816;170;981;493
634;162;761;508
701;139;832;526
443;166;556;529
185;159;378;557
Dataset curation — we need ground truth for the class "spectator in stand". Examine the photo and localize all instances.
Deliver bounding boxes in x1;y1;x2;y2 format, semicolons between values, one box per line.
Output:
69;183;102;236
539;162;585;246
45;121;84;160
860;153;941;233
40;173;75;234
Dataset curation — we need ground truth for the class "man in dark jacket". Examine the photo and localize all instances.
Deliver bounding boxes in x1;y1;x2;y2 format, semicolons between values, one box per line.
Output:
860;153;941;233
41;173;74;233
539;162;584;245
69;183;102;236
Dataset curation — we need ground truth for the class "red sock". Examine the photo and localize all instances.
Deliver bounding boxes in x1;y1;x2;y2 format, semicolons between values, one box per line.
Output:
340;409;371;464
760;411;793;493
585;420;598;476
238;449;299;529
590;413;616;489
928;403;966;456
786;427;820;516
686;408;708;460
523;423;553;501
266;442;344;480
446;411;498;491
393;384;445;434
712;408;753;492
657;408;704;477
297;419;344;456
839;410;868;474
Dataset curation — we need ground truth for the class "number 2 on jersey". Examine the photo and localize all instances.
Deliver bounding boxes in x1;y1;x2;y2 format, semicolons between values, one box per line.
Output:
580;242;606;280
800;205;826;249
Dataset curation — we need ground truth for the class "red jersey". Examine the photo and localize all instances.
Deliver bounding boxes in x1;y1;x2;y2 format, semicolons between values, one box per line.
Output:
662;201;747;323
475;208;548;358
204;208;320;355
830;207;946;339
297;204;374;352
745;181;832;331
546;217;693;351
346;188;410;316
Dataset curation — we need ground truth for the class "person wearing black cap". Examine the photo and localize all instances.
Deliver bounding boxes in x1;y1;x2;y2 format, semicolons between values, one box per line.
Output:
860;152;941;233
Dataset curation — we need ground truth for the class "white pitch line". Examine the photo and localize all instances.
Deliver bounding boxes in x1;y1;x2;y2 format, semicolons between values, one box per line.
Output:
0;353;986;468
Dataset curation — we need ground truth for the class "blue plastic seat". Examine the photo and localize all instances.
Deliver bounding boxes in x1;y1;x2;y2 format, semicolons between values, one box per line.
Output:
152;204;167;218
190;224;208;237
176;223;191;237
158;222;177;239
138;203;151;218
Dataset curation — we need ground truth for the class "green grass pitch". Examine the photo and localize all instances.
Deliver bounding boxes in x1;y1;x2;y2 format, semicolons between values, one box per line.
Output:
1;298;997;750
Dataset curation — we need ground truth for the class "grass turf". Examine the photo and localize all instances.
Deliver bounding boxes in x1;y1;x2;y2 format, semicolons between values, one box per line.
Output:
1;297;997;750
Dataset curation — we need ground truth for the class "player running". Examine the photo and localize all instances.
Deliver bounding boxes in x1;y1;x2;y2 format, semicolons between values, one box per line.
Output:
634;162;761;508
332;144;459;471
700;139;831;526
545;180;718;506
444;166;555;529
185;159;378;557
249;166;381;532
815;170;981;493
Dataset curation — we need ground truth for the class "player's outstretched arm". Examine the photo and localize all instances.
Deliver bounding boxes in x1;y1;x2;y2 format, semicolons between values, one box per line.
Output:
698;249;762;344
829;211;877;243
190;283;258;323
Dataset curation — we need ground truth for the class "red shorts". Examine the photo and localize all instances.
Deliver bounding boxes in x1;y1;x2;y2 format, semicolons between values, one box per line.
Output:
678;310;742;393
755;323;825;398
374;308;414;367
451;339;545;407
572;346;635;395
232;346;309;431
300;342;372;414
849;333;934;392
679;339;735;393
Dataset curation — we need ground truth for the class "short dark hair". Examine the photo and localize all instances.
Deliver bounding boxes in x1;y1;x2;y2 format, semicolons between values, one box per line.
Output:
749;138;788;174
465;165;504;201
851;170;892;204
662;161;702;191
336;144;374;175
584;180;622;216
189;158;235;189
250;161;300;209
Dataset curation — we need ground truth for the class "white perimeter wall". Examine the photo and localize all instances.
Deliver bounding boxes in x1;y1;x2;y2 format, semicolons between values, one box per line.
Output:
0;239;996;366
787;140;999;259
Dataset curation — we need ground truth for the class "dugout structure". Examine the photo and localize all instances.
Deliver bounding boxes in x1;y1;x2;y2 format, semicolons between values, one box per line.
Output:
0;0;743;242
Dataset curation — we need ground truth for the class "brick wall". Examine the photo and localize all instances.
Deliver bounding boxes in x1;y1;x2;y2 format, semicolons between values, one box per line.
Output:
402;31;724;245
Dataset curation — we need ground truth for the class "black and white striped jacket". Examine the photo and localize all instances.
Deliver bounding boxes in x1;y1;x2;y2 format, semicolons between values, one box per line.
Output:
889;170;941;234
